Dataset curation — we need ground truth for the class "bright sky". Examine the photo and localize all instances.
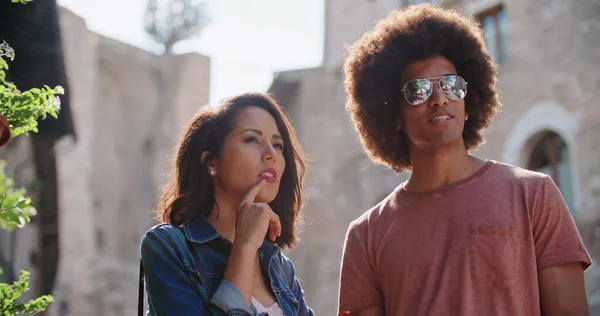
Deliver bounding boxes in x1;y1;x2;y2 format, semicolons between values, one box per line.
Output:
57;0;324;104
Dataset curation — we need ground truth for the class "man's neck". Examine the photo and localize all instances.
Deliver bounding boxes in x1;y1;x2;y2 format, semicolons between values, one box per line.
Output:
405;142;486;193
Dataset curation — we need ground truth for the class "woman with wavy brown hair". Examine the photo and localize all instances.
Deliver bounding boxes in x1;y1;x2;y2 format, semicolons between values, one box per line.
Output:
140;92;313;315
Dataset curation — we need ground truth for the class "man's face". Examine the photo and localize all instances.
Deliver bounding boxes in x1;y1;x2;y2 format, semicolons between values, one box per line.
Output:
398;55;467;151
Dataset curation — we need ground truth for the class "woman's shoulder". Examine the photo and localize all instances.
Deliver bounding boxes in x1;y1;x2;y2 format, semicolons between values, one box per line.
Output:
143;223;179;237
278;251;299;283
142;223;178;242
140;223;189;255
279;251;294;268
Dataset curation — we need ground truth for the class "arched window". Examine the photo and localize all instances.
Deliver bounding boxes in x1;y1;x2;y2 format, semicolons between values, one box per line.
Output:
527;131;576;212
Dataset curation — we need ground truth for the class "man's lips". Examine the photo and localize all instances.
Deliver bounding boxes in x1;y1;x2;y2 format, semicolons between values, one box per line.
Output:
428;113;455;123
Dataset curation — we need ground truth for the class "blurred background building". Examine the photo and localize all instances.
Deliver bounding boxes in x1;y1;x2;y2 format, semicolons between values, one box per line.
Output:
0;0;599;315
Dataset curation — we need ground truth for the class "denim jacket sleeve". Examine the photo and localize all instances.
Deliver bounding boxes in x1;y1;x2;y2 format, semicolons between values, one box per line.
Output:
140;225;255;315
282;254;315;316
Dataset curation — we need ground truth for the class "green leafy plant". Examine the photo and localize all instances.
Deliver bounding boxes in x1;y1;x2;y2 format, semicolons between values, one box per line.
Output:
0;2;60;313
0;271;53;316
0;41;62;136
0;161;35;231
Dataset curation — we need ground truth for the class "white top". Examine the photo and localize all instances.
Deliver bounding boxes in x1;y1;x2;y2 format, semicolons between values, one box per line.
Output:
252;297;284;316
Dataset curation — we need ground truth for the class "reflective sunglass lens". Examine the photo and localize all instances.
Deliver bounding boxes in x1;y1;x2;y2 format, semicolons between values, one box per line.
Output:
404;79;432;105
440;75;467;101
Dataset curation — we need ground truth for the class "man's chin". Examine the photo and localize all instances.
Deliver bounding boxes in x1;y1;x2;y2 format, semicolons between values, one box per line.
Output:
418;133;464;147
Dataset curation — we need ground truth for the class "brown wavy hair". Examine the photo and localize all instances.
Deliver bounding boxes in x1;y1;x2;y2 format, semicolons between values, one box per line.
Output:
156;92;307;249
344;4;502;173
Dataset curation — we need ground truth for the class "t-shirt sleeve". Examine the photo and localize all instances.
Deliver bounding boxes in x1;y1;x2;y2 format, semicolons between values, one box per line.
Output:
338;220;384;315
531;175;592;271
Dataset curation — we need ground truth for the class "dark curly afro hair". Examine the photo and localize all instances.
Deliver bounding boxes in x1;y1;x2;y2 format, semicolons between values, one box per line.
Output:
344;4;501;173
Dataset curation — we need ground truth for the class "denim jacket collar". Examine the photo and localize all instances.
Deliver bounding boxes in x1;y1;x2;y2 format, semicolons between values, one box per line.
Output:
183;215;281;258
183;215;221;244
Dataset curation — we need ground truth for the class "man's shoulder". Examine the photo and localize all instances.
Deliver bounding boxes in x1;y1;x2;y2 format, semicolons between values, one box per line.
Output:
348;185;403;231
487;160;552;185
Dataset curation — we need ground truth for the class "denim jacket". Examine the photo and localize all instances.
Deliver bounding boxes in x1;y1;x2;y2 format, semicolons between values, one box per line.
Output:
140;215;314;316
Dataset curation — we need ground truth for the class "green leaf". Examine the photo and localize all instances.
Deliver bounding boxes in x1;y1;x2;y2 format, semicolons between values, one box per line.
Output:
16;198;30;209
0;209;21;224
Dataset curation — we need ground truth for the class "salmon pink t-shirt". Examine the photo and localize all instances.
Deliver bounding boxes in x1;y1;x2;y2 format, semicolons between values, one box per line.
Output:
338;160;591;316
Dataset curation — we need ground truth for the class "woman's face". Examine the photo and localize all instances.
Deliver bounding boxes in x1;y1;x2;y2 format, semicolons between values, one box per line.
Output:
210;106;286;204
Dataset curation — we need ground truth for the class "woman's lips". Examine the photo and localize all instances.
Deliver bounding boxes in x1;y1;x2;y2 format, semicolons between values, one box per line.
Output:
258;168;277;183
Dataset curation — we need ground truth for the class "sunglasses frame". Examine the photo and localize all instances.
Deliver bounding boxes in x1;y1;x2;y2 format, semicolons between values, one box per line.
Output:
401;75;468;105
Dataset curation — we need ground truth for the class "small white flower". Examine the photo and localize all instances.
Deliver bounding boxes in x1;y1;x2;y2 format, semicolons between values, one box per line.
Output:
54;96;61;109
48;95;61;109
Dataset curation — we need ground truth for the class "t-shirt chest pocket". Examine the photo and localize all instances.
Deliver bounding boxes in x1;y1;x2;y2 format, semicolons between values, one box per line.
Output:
470;227;519;287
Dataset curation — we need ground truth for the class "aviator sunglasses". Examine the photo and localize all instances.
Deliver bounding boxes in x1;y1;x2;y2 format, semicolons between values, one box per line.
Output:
401;75;468;105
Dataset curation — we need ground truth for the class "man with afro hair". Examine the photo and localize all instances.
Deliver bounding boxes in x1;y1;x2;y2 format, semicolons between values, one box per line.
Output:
338;4;591;316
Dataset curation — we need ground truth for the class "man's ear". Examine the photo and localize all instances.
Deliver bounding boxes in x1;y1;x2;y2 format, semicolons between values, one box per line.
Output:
397;113;405;131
